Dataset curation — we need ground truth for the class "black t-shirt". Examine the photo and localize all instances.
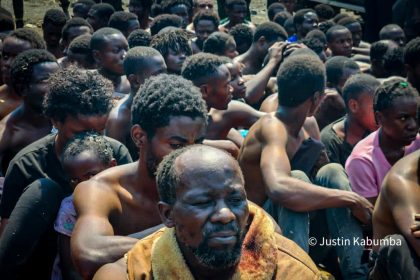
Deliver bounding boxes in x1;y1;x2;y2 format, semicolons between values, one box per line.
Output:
320;117;354;167
0;133;132;218
0;133;131;279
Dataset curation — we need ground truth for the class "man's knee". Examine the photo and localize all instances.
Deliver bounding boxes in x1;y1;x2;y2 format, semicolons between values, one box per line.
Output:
291;170;311;183
316;163;351;191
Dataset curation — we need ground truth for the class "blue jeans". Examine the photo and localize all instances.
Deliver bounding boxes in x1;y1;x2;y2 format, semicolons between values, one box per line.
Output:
263;163;368;280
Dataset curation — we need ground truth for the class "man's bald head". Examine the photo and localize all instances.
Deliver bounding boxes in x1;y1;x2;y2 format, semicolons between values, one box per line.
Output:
156;145;244;205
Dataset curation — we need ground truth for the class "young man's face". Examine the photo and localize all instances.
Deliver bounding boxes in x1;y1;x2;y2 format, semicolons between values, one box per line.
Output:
346;22;362;47
205;65;232;110
170;4;190;28
62;25;92;53
63;150;113;189
352;91;378;132
23;62;59;112
43;22;64;48
377;96;419;146
226;62;246;99
128;0;147;19
169;155;249;269
194;0;214;14
165;47;188;75
1;37;32;86
328;29;353;57
299;12;319;37
55;114;109;145
224;38;239;59
144;116;207;177
228;4;247;25
195;19;217;47
95;33;128;75
384;28;406;47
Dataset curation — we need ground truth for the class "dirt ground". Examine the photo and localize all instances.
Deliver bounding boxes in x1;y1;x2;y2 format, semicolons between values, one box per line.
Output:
0;0;269;28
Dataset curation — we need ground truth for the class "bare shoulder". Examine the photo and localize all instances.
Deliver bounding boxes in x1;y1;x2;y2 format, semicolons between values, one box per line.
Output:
258;113;286;138
93;258;126;280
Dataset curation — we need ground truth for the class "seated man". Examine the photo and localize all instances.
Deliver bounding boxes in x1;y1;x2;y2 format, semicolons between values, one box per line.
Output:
337;16;371;57
314;56;360;130
326;25;353;58
235;21;287;75
0;67;131;279
186;0;215;31
0;49;59;176
59;17;93;56
346;78;419;205
369;40;399;79
219;0;255;32
290;9;319;42
42;9;67;59
94;145;321;280
106;46;167;160
229;23;253;54
379;24;406;47
150;29;192;75
91;27;130;97
191;10;219;53
202;31;238;58
71;74;208;279
0;28;46;119
128;0;153;30
321;74;380;167
161;0;192;29
370;150;420;278
238;54;373;279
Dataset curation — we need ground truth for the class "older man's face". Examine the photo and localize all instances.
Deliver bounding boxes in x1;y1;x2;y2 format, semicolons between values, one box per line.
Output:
171;153;249;269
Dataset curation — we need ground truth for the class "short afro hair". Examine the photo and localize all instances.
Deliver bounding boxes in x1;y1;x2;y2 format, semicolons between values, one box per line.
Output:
374;78;419;112
123;46;163;76
253;21;287;43
332;12;348;23
161;0;192;14
150;14;183;36
302;37;324;55
202;32;233;56
61;17;93;42
10;49;57;94
44;66;113;122
229;24;253;54
314;4;335;20
62;131;113;166
342;74;380;106
336;16;359;27
383;46;405;77
305;29;327;45
226;0;247;10
404;37;420;68
90;27;124;51
108;11;139;34
43;8;67;26
370;40;394;61
379;24;404;40
193;10;219;30
128;29;152;47
326;25;350;43
273;11;292;27
90;3;115;19
293;8;316;27
267;3;286;21
277;54;325;107
68;34;95;67
181;52;225;85
325;56;359;87
156;145;239;205
150;29;192;58
7;28;46;49
318;20;335;34
131;73;208;137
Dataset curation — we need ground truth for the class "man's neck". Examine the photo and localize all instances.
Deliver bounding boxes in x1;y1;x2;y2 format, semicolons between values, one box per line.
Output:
245;46;264;70
99;68;122;85
344;115;369;146
378;128;406;165
21;102;50;126
135;160;160;199
276;106;307;137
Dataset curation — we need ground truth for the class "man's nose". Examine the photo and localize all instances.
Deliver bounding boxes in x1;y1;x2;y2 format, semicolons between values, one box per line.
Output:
211;202;235;224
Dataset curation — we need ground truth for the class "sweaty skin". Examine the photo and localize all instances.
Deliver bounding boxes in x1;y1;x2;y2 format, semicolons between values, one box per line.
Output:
373;150;420;256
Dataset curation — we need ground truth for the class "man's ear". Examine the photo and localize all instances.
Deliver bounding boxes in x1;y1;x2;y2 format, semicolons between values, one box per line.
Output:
127;73;142;90
199;84;209;100
108;158;117;167
158;202;175;228
92;49;101;64
374;111;382;125
257;36;267;48
348;99;358;114
131;124;148;149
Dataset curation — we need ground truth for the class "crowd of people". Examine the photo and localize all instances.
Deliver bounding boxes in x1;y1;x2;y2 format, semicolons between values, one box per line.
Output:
0;0;418;279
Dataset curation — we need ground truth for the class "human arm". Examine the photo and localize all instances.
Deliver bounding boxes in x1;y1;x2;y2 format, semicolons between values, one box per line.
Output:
224;100;265;129
93;258;126;280
383;173;420;257
71;181;139;279
59;235;84;280
203;139;240;158
258;117;373;222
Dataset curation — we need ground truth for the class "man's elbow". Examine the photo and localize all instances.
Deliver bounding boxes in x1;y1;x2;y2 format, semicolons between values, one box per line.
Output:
266;178;308;212
72;242;103;279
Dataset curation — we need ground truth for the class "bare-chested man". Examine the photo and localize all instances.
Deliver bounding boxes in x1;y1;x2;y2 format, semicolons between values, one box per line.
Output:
370;150;420;278
238;53;373;279
0;49;59;175
106;46;167;160
0;28;46;119
71;74;208;278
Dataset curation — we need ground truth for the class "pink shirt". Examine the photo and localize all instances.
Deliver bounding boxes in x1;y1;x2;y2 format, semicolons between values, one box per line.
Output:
345;130;420;198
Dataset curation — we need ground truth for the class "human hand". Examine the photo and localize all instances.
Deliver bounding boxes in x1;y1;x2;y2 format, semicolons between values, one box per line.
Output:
350;193;374;225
